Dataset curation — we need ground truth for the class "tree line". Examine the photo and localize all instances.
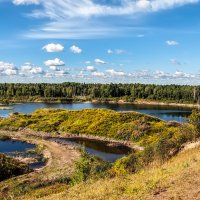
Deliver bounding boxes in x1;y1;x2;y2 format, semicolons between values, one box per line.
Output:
0;83;199;103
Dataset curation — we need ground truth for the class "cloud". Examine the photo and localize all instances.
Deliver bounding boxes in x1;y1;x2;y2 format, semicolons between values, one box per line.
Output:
106;69;126;76
95;59;107;64
49;66;60;71
166;40;179;46
20;63;44;75
30;67;44;74
70;45;82;54
154;70;171;78
0;61;17;71
3;69;18;76
25;0;200;39
30;0;199;19
44;58;65;67
43;72;53;78
86;66;97;72
173;70;193;78
12;0;40;5
92;71;105;77
54;70;69;77
21;63;33;71
0;61;18;76
107;49;113;54
107;49;125;54
42;43;64;52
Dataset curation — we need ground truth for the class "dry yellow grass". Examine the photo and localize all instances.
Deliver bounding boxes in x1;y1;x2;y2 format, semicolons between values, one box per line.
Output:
35;145;200;200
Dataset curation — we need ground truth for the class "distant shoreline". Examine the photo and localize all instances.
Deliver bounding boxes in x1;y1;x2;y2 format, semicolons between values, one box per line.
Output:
0;99;198;109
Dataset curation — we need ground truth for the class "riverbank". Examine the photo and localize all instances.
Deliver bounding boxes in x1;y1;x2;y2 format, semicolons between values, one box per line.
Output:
134;99;199;108
0;130;80;199
1;97;198;109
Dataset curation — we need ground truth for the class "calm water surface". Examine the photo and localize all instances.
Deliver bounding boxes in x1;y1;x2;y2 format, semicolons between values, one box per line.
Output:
0;139;35;154
0;140;44;169
0;102;192;122
48;137;132;162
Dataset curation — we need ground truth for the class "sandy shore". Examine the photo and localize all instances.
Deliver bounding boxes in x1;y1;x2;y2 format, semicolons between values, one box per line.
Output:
0;106;14;110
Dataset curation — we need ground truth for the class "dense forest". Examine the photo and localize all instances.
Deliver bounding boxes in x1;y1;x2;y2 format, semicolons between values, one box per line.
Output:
0;83;199;103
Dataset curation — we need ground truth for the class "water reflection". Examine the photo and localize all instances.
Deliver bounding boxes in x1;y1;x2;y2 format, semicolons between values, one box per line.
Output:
48;137;132;162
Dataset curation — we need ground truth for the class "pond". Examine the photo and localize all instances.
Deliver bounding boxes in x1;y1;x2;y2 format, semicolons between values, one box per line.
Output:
0;102;192;122
48;137;132;162
0;139;45;169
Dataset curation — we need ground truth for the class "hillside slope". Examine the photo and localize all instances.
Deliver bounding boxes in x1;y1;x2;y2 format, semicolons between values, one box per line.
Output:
27;144;200;200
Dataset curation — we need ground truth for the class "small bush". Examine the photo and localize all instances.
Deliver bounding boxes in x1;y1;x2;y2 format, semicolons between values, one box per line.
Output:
70;147;111;185
0;153;31;181
111;154;139;176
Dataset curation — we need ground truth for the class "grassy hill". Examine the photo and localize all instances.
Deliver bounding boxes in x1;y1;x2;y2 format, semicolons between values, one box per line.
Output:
0;108;176;144
0;108;199;199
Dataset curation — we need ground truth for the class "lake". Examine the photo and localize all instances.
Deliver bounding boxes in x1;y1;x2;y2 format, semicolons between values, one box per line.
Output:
0;102;192;122
48;137;132;162
0;139;44;169
0;139;35;154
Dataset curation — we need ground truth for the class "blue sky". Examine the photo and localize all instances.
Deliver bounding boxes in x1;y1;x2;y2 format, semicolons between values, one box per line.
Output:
0;0;200;84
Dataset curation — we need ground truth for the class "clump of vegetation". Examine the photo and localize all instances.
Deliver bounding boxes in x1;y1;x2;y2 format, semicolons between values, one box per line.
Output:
0;108;161;142
188;109;200;137
26;144;47;164
0;134;11;141
0;153;31;181
70;147;111;185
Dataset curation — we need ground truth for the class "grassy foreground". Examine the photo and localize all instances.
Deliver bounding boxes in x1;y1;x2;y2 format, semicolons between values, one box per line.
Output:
31;143;200;200
0;109;200;200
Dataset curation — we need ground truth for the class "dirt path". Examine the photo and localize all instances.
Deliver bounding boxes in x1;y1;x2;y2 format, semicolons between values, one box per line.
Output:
0;130;80;200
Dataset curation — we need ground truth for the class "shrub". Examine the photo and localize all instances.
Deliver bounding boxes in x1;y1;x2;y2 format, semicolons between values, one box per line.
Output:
70;147;111;185
0;153;31;181
111;154;139;176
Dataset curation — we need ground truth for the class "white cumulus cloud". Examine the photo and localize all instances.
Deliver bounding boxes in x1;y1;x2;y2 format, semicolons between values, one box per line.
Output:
106;69;126;76
44;58;65;67
0;61;18;76
42;43;64;52
70;45;82;54
86;66;97;72
92;71;105;77
30;67;44;75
